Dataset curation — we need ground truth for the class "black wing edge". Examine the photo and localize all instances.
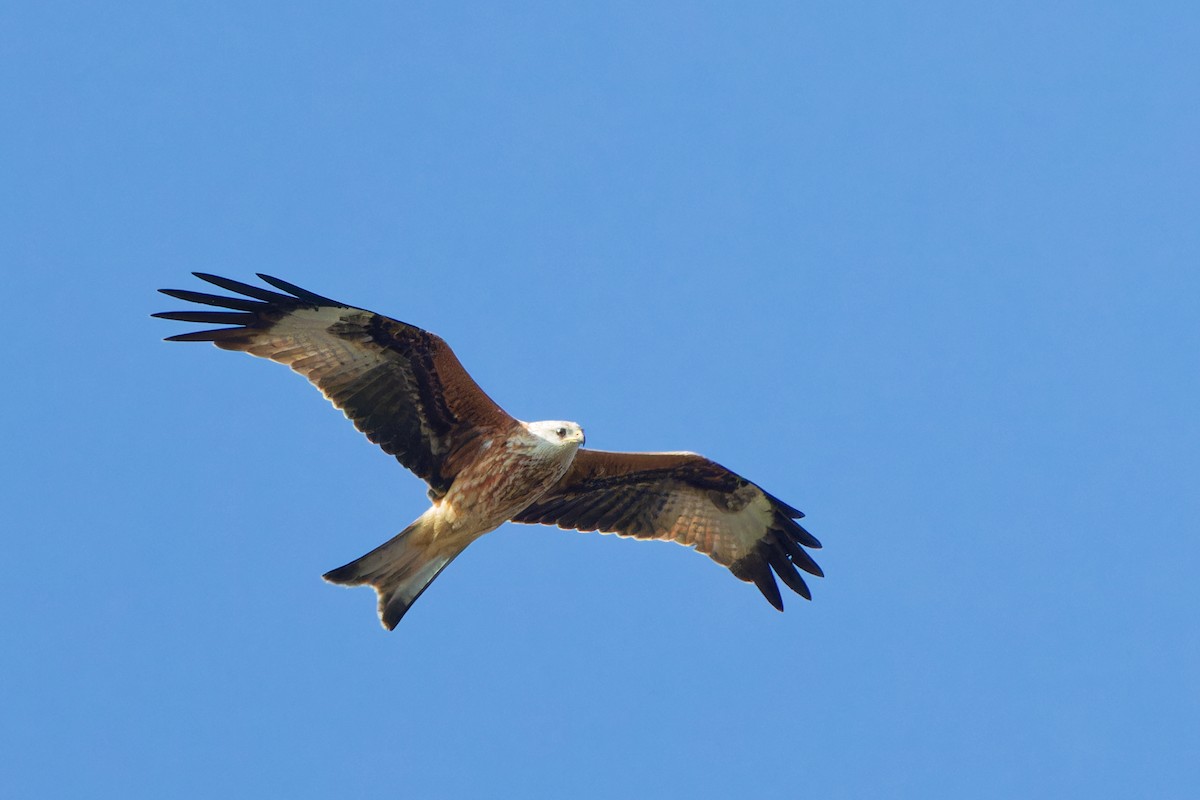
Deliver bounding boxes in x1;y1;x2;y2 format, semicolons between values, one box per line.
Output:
152;273;347;342
731;495;824;612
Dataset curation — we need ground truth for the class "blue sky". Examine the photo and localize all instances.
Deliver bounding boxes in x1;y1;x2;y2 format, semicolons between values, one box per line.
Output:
3;2;1198;797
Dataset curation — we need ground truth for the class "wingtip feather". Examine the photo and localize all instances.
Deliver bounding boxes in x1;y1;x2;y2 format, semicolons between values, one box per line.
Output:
732;555;784;611
162;329;244;343
191;272;292;302
768;548;813;600
762;489;805;519
157;287;263;311
777;513;822;549
256;273;340;306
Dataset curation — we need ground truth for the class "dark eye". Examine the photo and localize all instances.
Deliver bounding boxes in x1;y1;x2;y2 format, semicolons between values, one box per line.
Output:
555;427;567;438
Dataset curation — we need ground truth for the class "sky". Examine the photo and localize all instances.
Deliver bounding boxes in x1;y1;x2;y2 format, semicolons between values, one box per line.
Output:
2;2;1198;797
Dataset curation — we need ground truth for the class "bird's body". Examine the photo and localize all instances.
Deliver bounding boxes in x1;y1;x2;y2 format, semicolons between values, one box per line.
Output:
156;274;822;629
443;420;587;532
319;419;585;625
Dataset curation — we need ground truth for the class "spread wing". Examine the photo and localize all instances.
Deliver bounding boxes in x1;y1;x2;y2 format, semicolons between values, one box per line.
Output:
155;273;515;497
511;449;822;609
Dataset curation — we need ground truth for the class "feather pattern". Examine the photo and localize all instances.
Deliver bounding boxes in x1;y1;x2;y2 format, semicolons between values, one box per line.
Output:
512;449;822;609
155;273;515;496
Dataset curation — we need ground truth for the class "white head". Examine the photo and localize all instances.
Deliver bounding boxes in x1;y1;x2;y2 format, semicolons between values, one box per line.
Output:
526;420;586;449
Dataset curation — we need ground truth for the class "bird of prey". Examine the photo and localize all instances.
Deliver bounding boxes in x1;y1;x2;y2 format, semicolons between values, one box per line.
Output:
155;274;822;629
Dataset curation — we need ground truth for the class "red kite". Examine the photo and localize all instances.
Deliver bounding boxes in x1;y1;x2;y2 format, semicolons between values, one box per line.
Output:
156;274;822;629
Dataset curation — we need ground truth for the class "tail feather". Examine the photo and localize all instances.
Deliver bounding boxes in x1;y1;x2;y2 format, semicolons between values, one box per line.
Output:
323;517;466;630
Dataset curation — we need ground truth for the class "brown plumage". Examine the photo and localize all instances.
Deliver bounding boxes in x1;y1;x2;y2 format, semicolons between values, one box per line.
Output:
513;450;823;609
156;273;822;629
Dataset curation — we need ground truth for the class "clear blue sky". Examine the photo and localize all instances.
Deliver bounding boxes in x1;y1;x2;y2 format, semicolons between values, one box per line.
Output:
3;3;1197;798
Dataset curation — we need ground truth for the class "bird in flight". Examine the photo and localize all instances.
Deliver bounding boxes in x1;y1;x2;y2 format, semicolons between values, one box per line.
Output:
155;274;822;629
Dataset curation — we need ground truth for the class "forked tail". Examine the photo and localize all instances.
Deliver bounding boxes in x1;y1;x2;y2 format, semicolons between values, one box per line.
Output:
322;515;466;630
